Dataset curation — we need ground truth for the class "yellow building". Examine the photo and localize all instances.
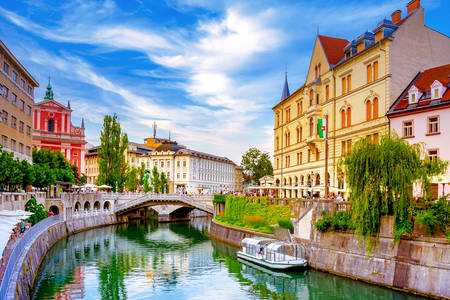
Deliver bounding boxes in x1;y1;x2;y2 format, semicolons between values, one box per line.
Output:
0;40;39;162
234;165;244;193
273;0;450;198
85;146;99;184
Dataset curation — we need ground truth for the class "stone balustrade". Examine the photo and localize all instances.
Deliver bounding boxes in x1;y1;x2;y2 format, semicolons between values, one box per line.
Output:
0;192;46;211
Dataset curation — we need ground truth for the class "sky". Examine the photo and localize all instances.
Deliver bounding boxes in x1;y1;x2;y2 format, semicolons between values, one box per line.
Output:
0;0;448;164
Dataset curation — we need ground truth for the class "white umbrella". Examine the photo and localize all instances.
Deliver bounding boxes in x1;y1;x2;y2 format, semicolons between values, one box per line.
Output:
83;183;98;188
72;184;80;188
98;184;112;189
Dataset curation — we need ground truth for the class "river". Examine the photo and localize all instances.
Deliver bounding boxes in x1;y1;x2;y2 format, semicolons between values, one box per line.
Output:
31;218;426;299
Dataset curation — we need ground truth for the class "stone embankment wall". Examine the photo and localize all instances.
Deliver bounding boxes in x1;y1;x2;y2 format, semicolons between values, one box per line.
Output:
209;220;275;247
6;215;117;300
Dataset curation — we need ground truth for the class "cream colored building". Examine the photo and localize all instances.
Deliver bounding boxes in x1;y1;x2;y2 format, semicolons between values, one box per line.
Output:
234;165;244;193
85;146;99;184
0;40;39;162
273;0;450;198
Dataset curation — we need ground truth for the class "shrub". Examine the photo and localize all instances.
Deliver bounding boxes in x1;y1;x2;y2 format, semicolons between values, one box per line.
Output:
244;216;266;228
278;219;294;233
25;197;49;225
314;211;333;232
331;211;354;231
415;197;449;235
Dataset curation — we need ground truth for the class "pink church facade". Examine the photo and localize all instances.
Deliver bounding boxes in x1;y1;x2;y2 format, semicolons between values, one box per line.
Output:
388;64;450;198
32;82;86;175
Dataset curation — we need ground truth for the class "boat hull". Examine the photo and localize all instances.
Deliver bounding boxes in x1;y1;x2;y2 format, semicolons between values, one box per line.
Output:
237;251;307;270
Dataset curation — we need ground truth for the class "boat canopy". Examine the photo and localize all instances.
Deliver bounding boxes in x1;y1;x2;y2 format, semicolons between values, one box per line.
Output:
241;237;276;248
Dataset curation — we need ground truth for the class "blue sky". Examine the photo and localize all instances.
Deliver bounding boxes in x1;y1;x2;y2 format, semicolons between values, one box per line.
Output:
0;0;448;163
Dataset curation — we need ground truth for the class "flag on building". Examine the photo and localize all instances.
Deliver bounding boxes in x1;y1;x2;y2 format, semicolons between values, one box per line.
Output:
318;118;327;138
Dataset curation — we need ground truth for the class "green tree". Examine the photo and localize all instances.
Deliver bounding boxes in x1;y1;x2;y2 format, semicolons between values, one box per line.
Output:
97;114;128;192
241;147;273;183
33;164;55;189
143;170;152;192
79;173;87;185
20;160;35;190
25;197;49;225
125;167;140;192
342;134;447;255
138;162;146;185
151;166;161;193
160;171;169;194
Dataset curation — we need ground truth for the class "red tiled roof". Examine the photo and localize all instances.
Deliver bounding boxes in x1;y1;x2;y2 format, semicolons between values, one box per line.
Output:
442;89;450;102
390;64;450;113
318;35;349;65
414;64;450;92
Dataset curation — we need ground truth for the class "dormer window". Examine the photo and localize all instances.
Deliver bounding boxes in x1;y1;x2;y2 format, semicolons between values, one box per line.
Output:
408;85;420;104
431;80;443;100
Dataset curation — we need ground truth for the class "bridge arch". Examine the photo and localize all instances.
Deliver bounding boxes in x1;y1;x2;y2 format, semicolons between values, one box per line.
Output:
94;201;101;210
84;201;91;211
103;201;111;210
75;202;81;211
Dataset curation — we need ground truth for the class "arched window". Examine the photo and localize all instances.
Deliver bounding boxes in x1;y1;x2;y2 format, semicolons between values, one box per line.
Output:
309;118;314;136
366;100;372;121
316;174;321;186
48;118;54;132
341;109;346;128
346;107;351;127
372;98;379;119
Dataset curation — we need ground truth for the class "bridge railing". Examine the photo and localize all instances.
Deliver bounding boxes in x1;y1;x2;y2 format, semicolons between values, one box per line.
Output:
0;215;61;299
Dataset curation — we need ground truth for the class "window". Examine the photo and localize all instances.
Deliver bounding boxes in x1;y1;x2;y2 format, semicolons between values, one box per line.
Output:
2;110;8;123
276;158;279;169
347;140;352;153
19;121;24;133
183;173;186;179
428;116;439;134
1;135;7;147
296;127;300;143
12;71;17;82
48;118;54;132
366;100;372;121
372;98;378;119
3;62;9;75
167;161;170;168
325;85;329;101
309;90;314;106
373;133;379;144
341;141;346;156
26;146;31;156
309;118;313;136
403;121;413;137
19;143;24;154
286;155;290;167
346;107;351;127
373;61;378;80
434;88;439;99
341;109;346;128
342;77;346;94
315;151;320;161
177;161;180;167
347;74;351;92
367;64;372;83
20;79;25;89
11;116;16;129
276;112;280;127
183;161;186;167
19;99;24;111
297;152;301;165
276;136;279;150
27;86;32;95
297;101;302;115
307;149;311;162
10;139;16;151
410;93;416;103
26;105;32;116
286;108;290;122
177;173;180;179
3;86;8;100
160;161;164;168
428;149;438;162
11;93;17;105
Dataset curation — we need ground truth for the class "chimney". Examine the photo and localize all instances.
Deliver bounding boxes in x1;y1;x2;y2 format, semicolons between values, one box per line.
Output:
391;10;401;24
407;0;420;14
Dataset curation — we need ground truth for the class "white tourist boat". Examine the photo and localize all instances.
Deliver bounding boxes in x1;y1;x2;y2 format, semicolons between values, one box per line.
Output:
237;237;307;270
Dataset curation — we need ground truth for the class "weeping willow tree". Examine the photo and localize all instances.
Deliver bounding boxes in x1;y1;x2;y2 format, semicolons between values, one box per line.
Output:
342;134;447;255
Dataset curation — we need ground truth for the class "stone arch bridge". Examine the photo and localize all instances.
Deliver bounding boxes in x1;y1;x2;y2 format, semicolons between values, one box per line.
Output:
112;194;214;220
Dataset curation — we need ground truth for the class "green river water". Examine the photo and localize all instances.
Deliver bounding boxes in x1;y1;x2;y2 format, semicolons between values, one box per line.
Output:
31;219;427;299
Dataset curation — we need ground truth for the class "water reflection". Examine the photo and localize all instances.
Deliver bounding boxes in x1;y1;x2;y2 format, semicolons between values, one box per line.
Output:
32;218;426;300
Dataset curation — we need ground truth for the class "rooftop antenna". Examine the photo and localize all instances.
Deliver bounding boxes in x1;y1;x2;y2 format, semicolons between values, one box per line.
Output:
152;121;157;139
